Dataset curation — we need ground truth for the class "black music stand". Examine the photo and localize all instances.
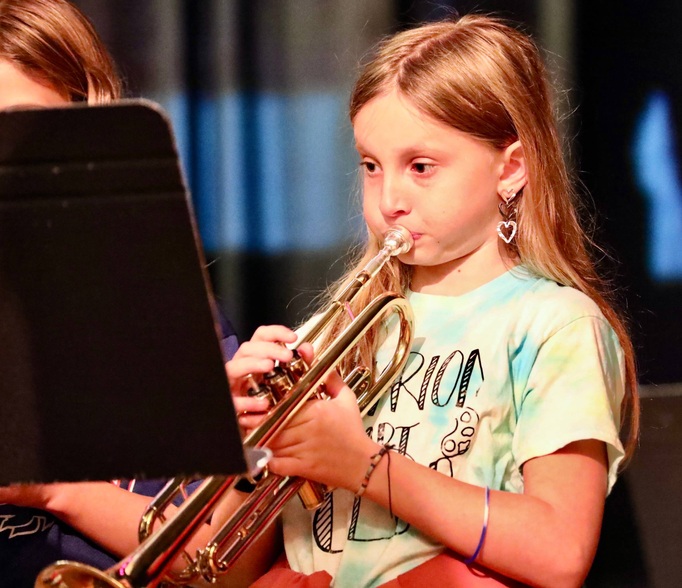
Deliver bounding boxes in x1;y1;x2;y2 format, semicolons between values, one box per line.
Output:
0;100;248;485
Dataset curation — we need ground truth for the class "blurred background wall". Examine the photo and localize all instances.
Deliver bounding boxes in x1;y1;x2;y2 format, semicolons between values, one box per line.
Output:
71;1;682;585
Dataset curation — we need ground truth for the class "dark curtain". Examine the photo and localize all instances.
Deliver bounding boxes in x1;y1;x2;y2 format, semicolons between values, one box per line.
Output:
574;0;682;386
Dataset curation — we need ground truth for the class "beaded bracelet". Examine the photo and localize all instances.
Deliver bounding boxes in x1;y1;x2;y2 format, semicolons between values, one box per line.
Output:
356;444;394;497
464;485;490;566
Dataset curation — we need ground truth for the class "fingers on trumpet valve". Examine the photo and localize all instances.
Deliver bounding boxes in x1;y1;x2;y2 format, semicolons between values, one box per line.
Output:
233;394;270;434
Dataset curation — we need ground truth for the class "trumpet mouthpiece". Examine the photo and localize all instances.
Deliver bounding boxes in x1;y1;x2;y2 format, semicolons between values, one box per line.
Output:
382;225;413;256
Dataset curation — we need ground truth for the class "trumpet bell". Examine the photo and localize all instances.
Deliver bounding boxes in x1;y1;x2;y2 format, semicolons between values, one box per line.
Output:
36;561;127;588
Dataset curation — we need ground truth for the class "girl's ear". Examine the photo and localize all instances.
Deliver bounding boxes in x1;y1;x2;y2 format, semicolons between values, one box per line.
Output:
497;140;527;195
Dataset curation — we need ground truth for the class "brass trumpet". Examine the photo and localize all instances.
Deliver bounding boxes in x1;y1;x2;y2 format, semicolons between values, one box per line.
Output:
36;226;414;588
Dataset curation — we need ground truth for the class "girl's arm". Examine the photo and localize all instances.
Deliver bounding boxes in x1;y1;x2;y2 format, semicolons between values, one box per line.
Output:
364;438;605;587
266;376;607;588
0;479;267;585
0;481;175;557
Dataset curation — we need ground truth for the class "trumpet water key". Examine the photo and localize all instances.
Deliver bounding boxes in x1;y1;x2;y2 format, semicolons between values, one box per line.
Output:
36;226;415;588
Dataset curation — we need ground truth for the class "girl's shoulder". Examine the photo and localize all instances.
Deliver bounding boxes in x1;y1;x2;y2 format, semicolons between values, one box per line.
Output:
515;272;601;315
510;271;615;342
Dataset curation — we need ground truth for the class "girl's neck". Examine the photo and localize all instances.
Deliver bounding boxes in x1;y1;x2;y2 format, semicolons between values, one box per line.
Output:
410;241;518;296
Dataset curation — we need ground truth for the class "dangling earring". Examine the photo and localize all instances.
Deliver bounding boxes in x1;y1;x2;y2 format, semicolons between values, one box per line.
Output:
496;188;519;244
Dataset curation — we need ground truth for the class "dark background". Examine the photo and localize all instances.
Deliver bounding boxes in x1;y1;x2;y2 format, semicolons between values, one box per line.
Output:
72;0;682;386
65;1;682;585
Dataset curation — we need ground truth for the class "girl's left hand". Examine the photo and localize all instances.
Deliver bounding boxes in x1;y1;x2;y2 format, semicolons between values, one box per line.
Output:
226;326;317;437
265;369;379;493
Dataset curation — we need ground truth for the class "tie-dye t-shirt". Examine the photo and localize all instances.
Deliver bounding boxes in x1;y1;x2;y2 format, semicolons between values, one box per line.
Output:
282;268;625;587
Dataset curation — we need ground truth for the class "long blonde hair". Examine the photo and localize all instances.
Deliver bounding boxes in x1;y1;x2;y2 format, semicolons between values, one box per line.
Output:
0;0;121;103
319;14;639;463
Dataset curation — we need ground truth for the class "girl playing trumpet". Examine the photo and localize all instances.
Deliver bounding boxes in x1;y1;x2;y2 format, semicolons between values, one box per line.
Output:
226;13;638;588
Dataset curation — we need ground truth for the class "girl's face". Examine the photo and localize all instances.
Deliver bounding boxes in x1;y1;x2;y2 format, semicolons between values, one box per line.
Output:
354;90;514;294
0;59;68;110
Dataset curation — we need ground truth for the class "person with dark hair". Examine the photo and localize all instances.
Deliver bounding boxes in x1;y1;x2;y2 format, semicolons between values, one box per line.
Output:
0;0;121;106
0;2;239;586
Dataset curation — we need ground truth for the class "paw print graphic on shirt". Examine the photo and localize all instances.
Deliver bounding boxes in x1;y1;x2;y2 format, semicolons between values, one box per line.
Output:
429;407;480;477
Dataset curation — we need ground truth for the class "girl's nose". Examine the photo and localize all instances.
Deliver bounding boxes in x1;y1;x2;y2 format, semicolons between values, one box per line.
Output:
379;175;411;218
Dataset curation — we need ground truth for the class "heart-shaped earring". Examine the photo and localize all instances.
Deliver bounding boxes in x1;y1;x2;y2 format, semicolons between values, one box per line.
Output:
497;219;517;244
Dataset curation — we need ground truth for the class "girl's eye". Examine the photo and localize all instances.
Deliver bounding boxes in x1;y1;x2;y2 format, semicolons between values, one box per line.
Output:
411;161;435;174
360;161;379;174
